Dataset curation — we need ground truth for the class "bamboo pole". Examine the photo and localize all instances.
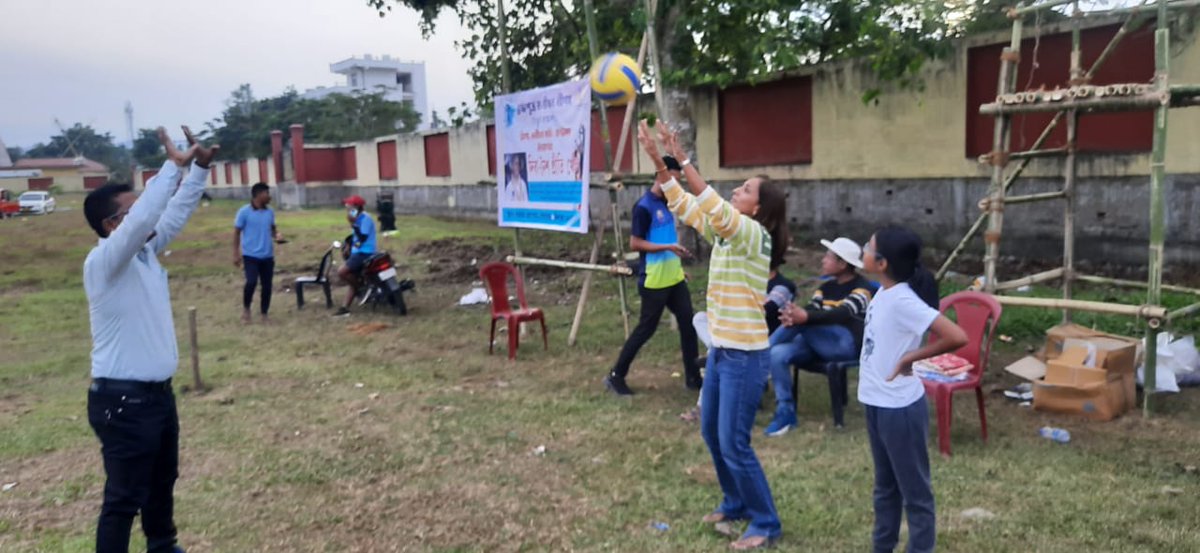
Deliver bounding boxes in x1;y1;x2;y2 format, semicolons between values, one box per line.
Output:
994;268;1065;291
983;11;1022;293
1001;190;1067;205
1075;274;1200;295
1064;12;1082;323
1168;301;1200;321
994;295;1168;318
1145;2;1171;414
508;255;633;275
611;190;630;338
1089;0;1200;17
1004;147;1068;160
568;216;608;346
188;306;204;392
980;91;1168;115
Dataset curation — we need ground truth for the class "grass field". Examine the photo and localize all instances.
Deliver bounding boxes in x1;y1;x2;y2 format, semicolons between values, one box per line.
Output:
1;194;1198;552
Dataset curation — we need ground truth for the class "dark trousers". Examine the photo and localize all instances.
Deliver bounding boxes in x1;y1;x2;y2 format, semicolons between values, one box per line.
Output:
243;256;275;314
611;280;700;380
87;382;180;553
866;397;936;553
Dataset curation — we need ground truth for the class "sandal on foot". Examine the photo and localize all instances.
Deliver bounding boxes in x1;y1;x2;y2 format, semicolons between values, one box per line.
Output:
679;407;700;422
730;535;776;550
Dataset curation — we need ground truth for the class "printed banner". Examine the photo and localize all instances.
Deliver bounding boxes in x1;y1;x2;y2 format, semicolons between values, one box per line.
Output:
495;79;591;233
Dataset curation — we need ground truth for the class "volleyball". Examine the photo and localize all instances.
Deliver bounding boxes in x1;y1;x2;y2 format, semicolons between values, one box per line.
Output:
589;52;641;106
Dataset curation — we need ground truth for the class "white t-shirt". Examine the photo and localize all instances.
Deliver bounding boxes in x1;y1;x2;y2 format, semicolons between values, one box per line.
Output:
857;282;940;408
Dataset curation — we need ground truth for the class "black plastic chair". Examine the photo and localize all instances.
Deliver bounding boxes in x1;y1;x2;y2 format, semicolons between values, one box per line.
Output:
791;360;857;428
295;249;334;310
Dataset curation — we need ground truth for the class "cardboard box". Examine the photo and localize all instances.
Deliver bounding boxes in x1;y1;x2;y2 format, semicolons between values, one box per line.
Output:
1005;356;1047;381
1033;371;1136;421
1042;324;1139;374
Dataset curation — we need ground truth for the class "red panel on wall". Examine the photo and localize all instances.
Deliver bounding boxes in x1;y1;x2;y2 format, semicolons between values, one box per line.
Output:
589;106;634;172
377;140;398;180
224;164;233;185
424;133;451;177
719;76;813;167
84;176;107;190
210;167;217;185
258;159;268;184
486;125;497;176
340;147;357;180
965;23;1154;157
142;170;159;187
239;161;249;185
28;177;53;190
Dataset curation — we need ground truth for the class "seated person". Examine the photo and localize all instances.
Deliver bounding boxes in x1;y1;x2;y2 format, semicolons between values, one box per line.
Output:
764;237;873;436
333;195;377;317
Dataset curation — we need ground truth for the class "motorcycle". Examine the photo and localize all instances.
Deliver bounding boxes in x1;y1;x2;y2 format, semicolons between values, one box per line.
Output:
337;235;415;315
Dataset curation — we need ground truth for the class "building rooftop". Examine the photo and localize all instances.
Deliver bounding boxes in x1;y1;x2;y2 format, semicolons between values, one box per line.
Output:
330;54;424;74
14;157;109;173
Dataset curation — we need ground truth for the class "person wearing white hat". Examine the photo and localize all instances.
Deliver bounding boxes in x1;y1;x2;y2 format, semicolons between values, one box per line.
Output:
763;237;875;436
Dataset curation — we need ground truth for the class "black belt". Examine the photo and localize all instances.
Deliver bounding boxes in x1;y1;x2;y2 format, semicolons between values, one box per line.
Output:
90;377;173;394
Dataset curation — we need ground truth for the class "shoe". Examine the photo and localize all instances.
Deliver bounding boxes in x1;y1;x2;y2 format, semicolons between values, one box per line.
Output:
764;408;797;437
686;373;703;390
332;307;351;318
730;534;777;550
604;375;634;396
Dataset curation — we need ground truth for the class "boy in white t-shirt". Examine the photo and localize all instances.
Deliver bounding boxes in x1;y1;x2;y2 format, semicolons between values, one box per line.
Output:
858;227;967;553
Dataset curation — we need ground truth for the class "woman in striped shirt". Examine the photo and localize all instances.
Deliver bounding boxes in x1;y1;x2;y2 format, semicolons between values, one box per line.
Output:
638;121;788;550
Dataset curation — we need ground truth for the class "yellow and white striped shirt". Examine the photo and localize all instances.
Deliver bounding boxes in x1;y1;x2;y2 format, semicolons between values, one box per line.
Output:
661;178;772;351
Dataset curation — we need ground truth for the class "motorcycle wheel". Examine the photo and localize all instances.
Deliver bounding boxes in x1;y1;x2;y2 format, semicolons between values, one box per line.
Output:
386;288;408;316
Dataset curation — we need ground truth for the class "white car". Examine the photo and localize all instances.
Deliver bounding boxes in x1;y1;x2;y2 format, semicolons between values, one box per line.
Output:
19;191;56;215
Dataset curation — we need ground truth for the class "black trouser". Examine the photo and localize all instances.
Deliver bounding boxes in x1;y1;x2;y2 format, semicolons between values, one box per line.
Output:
243;256;275;314
611;280;700;380
87;379;179;553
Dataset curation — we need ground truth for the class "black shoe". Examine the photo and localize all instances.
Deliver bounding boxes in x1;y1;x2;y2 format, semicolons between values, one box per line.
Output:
332;307;351;317
604;375;634;396
686;374;703;391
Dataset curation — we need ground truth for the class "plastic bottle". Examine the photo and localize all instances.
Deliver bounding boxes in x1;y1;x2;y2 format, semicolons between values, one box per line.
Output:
1038;426;1071;444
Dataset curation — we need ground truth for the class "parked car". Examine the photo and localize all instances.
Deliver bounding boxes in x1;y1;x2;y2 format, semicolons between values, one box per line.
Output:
19;191;56;215
0;189;19;218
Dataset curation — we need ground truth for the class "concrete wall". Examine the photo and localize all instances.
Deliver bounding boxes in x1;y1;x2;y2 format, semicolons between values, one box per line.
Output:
2;168;108;193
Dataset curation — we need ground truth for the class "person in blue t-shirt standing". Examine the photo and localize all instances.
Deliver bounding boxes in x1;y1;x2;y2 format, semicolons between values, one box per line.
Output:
603;155;701;396
233;182;281;324
334;195;376;317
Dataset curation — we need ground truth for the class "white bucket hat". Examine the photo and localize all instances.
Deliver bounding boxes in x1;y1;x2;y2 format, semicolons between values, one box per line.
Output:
820;237;864;269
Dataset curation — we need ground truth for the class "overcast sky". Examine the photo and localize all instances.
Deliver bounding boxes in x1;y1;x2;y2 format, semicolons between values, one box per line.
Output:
0;0;475;149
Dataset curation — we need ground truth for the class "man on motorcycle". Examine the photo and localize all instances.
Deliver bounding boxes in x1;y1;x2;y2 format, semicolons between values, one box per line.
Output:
333;195;377;317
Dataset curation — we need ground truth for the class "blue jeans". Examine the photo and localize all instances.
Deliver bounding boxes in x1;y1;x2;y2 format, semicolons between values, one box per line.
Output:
866;398;935;553
768;324;857;409
700;348;782;540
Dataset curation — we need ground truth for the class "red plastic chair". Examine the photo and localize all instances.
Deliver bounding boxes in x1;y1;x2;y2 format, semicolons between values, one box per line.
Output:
479;262;547;360
924;291;1002;458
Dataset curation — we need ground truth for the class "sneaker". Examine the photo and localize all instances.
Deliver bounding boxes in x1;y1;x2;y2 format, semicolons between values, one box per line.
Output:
764;408;797;437
332;307;351;318
604;375;634;396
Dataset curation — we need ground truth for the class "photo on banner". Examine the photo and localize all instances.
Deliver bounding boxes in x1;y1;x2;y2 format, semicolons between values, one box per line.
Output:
495;79;591;233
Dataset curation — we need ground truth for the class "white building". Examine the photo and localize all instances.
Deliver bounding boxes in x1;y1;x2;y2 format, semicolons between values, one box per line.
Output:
303;55;430;130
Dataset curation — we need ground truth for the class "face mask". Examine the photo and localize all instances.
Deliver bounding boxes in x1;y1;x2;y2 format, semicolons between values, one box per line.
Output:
348;208;359;218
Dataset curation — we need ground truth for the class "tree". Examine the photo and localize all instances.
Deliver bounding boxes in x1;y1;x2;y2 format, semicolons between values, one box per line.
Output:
206;85;423;159
26;123;132;181
365;0;1042;156
132;128;168;167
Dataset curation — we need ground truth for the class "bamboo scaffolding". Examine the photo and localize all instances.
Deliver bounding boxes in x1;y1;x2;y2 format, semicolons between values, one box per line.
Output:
1010;0;1076;17
936;0;1156;281
982;13;1023;293
1168;301;1200;321
980;90;1170;115
1005;147;1068;160
994;268;1066;291
1075;274;1200;295
994;295;1168;319
508;255;633;275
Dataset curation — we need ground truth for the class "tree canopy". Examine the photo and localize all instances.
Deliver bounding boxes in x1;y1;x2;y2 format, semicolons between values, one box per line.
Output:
205;84;423;159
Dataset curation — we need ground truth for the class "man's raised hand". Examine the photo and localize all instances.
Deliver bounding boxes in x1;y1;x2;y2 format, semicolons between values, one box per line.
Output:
182;126;220;168
159;127;199;167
